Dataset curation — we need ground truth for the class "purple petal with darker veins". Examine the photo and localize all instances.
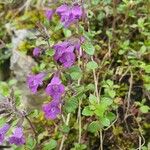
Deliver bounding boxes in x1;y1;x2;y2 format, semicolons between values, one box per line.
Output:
42;101;61;120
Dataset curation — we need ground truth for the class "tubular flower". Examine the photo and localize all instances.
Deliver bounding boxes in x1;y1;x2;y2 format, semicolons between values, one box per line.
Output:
0;123;10;144
56;4;83;27
9;127;25;145
45;76;65;100
42;100;61;120
27;72;45;93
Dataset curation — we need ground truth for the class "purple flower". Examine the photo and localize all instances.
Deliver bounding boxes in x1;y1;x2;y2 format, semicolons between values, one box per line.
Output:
27;73;45;93
42;101;61;120
33;47;41;57
45;9;54;20
53;41;77;68
53;41;71;61
56;4;69;16
0;123;10;144
56;4;83;27
45;76;65;100
9;127;25;145
71;4;83;19
59;52;76;68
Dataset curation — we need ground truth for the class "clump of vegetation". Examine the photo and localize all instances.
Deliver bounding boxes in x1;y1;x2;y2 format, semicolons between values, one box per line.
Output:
0;0;150;150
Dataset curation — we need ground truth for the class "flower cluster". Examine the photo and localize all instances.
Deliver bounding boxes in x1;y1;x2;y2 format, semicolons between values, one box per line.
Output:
53;37;84;68
0;124;25;146
29;3;85;120
27;75;64;119
44;4;84;27
56;4;83;27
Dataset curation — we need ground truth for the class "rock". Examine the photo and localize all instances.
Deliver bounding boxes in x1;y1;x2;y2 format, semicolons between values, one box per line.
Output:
9;29;47;110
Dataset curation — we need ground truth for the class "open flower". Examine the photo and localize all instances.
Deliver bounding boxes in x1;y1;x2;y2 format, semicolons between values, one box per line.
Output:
9;127;25;145
42;100;61;120
59;52;76;68
53;41;72;61
56;4;83;27
0;123;10;144
45;76;65;100
53;38;84;68
27;73;45;93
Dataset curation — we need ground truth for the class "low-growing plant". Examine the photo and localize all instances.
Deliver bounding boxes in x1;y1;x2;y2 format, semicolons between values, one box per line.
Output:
0;0;150;150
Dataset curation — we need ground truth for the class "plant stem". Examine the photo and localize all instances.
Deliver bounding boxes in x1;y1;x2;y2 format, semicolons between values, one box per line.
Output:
78;99;82;144
91;57;102;149
99;130;103;150
77;47;82;144
25;116;37;136
59;113;70;150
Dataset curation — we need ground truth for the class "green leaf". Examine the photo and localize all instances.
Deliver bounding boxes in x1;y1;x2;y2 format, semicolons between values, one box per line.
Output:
144;65;150;73
63;28;72;37
46;49;55;56
92;0;100;5
89;94;97;104
106;112;116;122
88;121;100;133
65;98;78;113
12;145;24;150
85;84;95;91
82;41;95;55
107;90;116;98
86;61;98;70
70;72;82;80
43;139;57;150
54;23;63;31
60;124;70;133
106;80;114;87
94;102;108;117
82;106;94;116
140;105;150;113
69;66;82;80
101;97;113;106
100;117;110;127
25;137;36;150
71;143;87;150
